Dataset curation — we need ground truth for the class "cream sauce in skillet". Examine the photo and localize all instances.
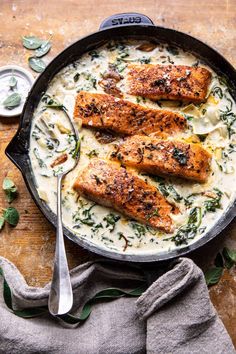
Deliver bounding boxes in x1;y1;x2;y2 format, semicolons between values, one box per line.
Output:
29;40;236;255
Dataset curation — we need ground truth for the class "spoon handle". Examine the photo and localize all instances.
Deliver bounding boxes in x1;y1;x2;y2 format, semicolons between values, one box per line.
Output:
48;174;73;316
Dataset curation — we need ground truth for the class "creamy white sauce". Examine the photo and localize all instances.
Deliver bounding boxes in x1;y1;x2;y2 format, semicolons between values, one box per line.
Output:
29;40;236;255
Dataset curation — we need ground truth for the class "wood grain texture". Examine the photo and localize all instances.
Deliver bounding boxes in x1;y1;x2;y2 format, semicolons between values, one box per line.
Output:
0;0;235;345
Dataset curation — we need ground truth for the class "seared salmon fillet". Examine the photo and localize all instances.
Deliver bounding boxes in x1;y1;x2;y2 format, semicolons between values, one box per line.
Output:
128;64;212;103
111;135;212;182
73;159;175;233
74;91;186;137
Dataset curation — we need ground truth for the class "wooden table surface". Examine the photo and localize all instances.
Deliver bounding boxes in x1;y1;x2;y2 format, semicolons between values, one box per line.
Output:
0;0;236;346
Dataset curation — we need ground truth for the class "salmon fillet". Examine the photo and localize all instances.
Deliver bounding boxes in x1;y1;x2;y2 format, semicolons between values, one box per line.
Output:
74;91;186;137
111;135;212;182
73;159;175;233
128;64;212;103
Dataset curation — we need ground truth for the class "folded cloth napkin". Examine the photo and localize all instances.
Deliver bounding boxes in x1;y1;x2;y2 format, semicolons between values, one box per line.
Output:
0;256;234;354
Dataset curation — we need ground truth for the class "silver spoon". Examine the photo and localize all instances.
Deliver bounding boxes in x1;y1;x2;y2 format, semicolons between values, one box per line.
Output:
48;108;80;316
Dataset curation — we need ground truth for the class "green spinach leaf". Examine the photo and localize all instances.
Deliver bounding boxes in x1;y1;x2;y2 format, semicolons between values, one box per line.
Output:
168;207;202;246
41;94;65;110
204;189;223;212
103;213;120;232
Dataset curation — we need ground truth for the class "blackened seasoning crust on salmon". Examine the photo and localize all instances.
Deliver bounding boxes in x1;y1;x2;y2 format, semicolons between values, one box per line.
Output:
111;135;212;183
128;64;212;103
73;159;175;233
74;91;186;137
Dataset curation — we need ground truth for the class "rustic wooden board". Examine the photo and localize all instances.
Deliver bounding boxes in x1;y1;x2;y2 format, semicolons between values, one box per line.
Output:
0;0;235;345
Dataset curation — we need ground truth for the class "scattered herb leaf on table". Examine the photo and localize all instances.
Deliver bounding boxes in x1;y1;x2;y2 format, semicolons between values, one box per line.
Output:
35;41;51;58
28;57;46;73
22;36;44;49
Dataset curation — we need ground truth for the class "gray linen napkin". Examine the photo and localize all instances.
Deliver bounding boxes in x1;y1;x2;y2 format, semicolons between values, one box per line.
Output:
0;256;234;354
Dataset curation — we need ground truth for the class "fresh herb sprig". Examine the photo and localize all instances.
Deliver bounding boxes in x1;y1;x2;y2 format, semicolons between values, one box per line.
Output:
22;35;52;73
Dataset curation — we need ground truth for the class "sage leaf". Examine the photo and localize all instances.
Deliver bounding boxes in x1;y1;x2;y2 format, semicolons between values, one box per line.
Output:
2;177;17;203
0;217;5;231
9;76;17;89
222;247;236;268
22;36;44;49
2;93;21;110
1;268;13;310
28;57;46;73
3;177;15;190
35;41;51;58
5;189;17;203
3;207;19;226
0;265;147;325
205;267;223;286
59;285;147;324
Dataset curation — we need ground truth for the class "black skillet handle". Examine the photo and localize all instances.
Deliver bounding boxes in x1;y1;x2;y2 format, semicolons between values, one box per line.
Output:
5;128;29;173
99;12;154;30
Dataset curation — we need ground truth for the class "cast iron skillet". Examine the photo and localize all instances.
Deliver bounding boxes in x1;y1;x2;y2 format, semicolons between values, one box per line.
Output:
5;12;236;262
